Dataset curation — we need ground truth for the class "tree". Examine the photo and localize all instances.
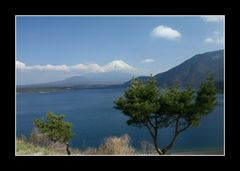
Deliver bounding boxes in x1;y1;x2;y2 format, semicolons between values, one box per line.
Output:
114;75;217;155
34;112;73;155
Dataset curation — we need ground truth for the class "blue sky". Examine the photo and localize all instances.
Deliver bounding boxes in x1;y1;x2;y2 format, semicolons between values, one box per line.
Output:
16;16;224;84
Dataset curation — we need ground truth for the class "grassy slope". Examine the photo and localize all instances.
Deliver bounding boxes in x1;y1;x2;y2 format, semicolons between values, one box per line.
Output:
16;139;61;155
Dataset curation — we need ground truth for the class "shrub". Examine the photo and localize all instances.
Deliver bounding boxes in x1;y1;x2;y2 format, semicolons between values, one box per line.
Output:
99;134;135;155
139;139;158;155
82;134;135;155
29;128;53;147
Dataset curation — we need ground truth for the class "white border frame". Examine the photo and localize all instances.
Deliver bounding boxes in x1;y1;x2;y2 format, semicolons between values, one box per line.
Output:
15;15;225;156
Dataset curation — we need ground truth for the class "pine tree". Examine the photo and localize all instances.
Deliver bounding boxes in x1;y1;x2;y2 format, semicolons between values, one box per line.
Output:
34;112;73;155
114;75;217;155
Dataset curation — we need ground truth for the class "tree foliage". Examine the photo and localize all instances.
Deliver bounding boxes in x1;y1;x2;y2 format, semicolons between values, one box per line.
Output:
114;75;217;155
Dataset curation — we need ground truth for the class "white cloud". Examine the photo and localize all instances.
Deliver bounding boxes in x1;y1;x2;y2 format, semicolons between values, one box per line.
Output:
16;60;26;69
201;16;224;23
204;31;223;44
205;37;223;44
69;63;105;72
151;25;181;40
205;38;214;43
16;60;137;73
16;60;69;71
27;64;69;71
141;59;155;63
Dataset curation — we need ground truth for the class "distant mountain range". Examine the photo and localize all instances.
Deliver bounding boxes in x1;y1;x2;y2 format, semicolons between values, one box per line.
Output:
18;76;119;88
17;71;134;88
17;49;224;92
124;49;224;89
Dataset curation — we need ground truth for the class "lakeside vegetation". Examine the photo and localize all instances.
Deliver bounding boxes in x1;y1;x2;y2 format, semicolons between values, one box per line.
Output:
16;85;122;93
17;87;70;93
16;135;223;155
17;134;138;155
17;138;61;155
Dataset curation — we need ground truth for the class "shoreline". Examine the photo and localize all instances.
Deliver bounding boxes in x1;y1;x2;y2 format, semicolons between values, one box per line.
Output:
170;148;224;155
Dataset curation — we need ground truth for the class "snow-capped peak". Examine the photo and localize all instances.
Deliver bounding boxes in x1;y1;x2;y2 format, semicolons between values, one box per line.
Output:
104;60;134;71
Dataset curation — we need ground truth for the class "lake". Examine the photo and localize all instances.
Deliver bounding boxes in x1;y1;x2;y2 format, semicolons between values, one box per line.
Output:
16;88;224;152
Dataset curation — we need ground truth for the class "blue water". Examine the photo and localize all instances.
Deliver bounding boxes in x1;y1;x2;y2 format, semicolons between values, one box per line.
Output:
16;89;224;151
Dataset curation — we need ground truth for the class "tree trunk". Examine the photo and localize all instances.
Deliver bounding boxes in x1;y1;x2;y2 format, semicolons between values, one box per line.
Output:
163;121;191;154
145;121;163;155
162;133;178;154
66;143;71;155
153;136;163;155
